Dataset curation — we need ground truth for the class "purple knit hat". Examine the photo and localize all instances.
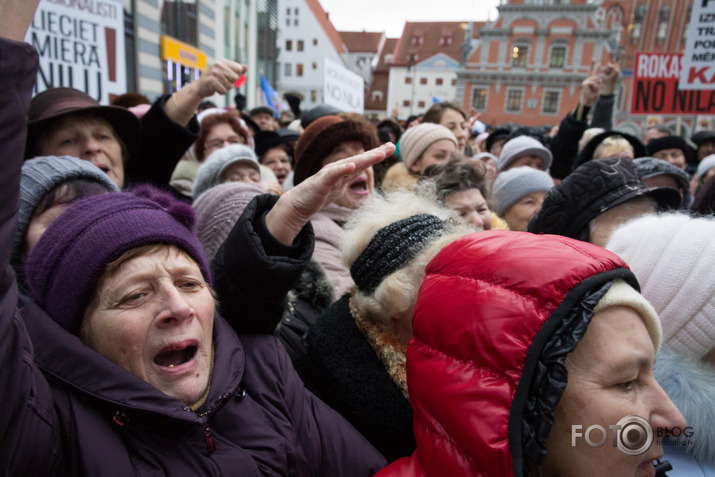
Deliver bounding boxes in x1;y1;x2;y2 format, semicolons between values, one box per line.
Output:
25;185;211;335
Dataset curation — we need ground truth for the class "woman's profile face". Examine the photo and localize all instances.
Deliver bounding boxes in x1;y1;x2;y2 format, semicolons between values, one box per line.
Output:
82;246;215;406
541;306;686;477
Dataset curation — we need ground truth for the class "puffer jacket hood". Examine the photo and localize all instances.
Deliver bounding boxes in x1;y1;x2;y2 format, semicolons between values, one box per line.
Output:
377;230;637;477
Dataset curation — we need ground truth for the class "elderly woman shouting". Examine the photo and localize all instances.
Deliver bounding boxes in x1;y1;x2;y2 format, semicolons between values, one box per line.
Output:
1;27;391;474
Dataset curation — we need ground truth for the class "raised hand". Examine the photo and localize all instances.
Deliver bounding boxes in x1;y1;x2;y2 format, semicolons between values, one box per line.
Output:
265;143;396;245
579;61;602;108
600;51;621;95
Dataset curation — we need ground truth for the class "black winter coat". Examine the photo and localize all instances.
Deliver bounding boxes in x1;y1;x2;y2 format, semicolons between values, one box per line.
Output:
296;294;417;462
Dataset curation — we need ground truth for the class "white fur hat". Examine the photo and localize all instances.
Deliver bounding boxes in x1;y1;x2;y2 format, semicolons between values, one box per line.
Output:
606;213;715;358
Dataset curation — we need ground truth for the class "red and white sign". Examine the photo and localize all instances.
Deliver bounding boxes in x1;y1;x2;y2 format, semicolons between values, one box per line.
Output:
631;52;715;115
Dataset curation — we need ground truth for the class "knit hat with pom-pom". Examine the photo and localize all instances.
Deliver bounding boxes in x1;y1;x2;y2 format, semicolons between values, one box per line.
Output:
25;185;210;335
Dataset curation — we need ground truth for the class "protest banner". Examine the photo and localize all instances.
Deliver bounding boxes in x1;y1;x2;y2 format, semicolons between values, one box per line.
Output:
679;0;715;90
631;52;715;115
323;57;364;114
25;0;126;103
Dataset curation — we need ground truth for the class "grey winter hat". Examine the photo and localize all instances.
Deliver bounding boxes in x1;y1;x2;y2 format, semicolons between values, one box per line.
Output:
497;135;553;171
491;166;554;216
13;155;120;269
193;144;261;199
697;154;715;178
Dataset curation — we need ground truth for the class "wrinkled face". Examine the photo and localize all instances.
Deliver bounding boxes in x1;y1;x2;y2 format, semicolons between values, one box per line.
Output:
410;139;457;175
697;140;715;161
219;162;261;185
252;112;276;132
503;190;546;232
322;140;374;209
261;147;292;184
24;203;69;256
507;154;547;171
38;115;125;187
542;306;686;477
204;123;245;158
444;188;492;231
439;109;469;153
652;148;685;170
82;246;215;406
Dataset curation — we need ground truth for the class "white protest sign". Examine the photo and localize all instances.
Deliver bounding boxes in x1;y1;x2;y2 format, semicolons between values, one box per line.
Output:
25;0;127;103
679;0;715;90
323;57;364;114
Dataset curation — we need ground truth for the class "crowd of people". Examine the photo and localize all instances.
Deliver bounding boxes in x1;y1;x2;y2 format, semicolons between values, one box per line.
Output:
2;2;715;475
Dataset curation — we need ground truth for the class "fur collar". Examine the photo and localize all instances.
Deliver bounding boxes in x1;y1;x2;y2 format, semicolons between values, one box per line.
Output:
654;347;715;464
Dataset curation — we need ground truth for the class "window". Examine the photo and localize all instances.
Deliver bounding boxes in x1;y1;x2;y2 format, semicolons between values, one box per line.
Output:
506;89;523;112
472;87;487;110
284;63;292;77
296;63;303;76
294;7;299;14
312;62;317;69
451;78;457;86
403;99;410;107
311;90;317;102
436;78;443;86
543;90;560;114
512;45;528;67
411;35;423;46
285;40;292;51
286;18;290;26
371;91;383;101
420;77;427;85
294;18;298;26
405;76;412;85
418;100;426;108
550;46;566;68
313;38;318;46
297;40;304;51
439;35;452;46
286;7;290;15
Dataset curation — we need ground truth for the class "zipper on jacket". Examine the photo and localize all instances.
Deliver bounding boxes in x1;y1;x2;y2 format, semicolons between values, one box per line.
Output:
204;424;216;454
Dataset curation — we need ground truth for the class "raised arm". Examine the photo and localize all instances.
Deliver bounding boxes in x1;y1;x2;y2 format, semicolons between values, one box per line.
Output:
0;10;65;474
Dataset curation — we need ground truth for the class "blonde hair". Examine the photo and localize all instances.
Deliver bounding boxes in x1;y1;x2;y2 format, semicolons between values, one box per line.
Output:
342;189;472;331
593;136;634;159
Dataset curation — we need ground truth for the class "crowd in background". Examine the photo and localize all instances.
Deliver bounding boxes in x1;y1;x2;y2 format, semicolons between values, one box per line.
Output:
2;2;715;475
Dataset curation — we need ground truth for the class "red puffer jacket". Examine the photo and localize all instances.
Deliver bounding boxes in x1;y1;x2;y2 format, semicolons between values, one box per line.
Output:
376;230;635;477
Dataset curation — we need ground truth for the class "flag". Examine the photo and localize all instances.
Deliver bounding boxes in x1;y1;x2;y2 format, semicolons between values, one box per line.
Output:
260;74;281;118
432;95;443;104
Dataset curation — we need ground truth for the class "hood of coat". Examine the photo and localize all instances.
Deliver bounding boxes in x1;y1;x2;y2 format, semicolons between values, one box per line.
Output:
406;230;634;476
654;347;715;464
22;299;245;424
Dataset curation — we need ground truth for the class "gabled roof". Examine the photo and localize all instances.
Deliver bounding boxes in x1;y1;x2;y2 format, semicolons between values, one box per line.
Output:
338;30;385;53
391;21;482;67
305;0;346;53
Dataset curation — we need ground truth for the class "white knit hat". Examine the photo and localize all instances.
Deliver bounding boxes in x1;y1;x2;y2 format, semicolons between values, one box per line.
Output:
594;279;662;352
398;123;457;171
606;213;715;358
497;135;553;171
193;144;260;199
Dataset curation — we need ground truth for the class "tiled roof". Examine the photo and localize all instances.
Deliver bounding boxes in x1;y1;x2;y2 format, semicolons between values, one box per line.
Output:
305;0;346;53
391;21;482;67
338;30;384;53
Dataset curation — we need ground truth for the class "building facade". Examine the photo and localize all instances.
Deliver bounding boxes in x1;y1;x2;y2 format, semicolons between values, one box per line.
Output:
276;0;346;109
458;0;609;128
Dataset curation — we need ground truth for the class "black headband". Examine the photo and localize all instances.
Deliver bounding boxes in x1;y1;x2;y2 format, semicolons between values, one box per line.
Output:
350;214;446;294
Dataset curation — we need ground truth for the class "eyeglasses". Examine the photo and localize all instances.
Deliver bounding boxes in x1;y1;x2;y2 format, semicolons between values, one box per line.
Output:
205;137;243;151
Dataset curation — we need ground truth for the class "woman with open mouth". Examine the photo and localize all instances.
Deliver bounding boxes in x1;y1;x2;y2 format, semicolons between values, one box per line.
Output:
292;115;379;300
0;34;393;472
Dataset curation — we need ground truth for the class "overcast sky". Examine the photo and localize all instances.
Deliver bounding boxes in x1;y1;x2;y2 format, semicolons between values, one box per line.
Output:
316;0;501;38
